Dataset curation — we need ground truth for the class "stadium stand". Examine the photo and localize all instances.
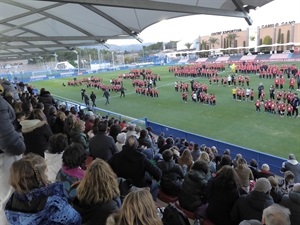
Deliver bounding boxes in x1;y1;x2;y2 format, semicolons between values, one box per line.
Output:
255;54;271;60
270;53;290;60
205;57;217;62
195;58;208;63
291;53;300;59
240;55;257;61
215;56;230;62
178;58;189;64
228;55;243;61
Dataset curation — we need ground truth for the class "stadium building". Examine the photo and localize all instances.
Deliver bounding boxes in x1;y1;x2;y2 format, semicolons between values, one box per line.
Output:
198;21;300;54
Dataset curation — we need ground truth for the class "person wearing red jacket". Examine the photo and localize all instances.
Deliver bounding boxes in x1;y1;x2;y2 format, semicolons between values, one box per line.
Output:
289;77;295;90
287;103;293;117
182;91;187;103
279;76;285;90
255;99;261;112
250;89;254;102
275;76;280;89
277;102;285;116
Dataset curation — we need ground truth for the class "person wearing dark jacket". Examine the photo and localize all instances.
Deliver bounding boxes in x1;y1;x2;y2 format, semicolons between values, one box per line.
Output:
157;149;186;196
230;177;274;225
38;88;56;116
138;129;155;149
72;159;121;225
178;160;210;216
108;136;162;200
206;165;245;225
89;121;119;161
159;137;174;154
0;90;26;225
20;109;53;158
280;183;300;225
90;91;96;107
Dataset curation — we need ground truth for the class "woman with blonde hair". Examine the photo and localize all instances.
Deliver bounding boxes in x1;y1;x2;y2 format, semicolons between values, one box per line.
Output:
70;119;89;152
235;158;254;192
5;153;81;225
199;151;216;176
106;188;162;225
72;158;121;225
177;149;193;170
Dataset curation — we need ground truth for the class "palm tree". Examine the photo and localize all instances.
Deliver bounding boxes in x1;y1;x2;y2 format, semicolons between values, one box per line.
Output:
201;40;208;50
185;42;192;50
208;36;219;49
226;33;238;48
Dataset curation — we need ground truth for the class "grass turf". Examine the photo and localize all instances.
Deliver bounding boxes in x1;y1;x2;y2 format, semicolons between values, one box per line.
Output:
31;62;300;159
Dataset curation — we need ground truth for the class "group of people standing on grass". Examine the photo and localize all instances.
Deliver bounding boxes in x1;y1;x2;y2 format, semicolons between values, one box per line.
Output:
254;82;300;117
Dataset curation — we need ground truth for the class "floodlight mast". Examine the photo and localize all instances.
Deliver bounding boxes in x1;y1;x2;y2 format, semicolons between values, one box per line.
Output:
72;50;79;74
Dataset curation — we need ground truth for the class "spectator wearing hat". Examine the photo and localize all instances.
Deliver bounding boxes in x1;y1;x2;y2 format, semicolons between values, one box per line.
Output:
231;177;274;225
280;183;300;225
281;154;300;183
257;164;275;179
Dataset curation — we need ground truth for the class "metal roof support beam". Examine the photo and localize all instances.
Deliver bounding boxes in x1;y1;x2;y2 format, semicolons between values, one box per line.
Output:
231;0;253;25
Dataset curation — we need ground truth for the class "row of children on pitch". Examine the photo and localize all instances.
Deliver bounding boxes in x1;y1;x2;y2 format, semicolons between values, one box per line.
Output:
210;74;251;87
182;91;216;105
175;81;208;93
233;87;297;103
259;89;297;104
135;87;158;97
255;99;295;116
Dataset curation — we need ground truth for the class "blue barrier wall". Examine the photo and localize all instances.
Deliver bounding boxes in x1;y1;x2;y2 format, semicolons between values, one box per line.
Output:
146;121;286;177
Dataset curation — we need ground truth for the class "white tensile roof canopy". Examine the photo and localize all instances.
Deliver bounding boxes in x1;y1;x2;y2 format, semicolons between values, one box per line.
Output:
0;0;273;59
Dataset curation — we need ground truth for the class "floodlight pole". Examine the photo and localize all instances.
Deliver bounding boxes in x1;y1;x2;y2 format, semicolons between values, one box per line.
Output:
98;49;101;65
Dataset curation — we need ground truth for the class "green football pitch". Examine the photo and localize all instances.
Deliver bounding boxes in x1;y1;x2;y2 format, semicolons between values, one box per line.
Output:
31;62;300;159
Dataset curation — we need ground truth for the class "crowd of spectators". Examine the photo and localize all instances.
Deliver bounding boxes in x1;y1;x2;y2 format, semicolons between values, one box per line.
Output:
0;77;299;225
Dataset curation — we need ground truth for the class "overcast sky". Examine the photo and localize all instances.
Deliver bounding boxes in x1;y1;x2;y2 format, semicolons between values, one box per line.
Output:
107;0;299;46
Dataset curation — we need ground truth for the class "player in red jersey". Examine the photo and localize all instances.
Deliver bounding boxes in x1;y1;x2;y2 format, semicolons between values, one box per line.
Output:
277;102;285;116
255;99;261;112
289;77;295;90
182;91;188;103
